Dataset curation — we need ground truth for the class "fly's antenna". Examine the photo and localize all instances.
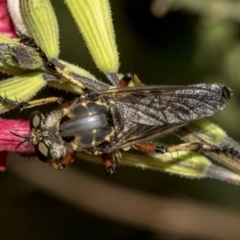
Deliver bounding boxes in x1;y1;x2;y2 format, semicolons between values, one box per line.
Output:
10;131;30;149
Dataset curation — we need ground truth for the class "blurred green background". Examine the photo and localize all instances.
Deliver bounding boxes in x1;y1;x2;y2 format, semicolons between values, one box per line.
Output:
2;0;240;239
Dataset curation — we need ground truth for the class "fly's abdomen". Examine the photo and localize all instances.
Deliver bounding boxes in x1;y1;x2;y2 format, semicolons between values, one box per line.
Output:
59;101;114;148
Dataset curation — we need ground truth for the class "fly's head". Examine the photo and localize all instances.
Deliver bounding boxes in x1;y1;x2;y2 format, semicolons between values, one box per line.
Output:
28;111;69;164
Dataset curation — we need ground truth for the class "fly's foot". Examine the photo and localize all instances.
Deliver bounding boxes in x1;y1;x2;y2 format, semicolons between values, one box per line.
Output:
105;165;116;177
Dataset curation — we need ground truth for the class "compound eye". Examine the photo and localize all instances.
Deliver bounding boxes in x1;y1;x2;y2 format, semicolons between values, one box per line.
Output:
36;141;52;163
29;111;45;129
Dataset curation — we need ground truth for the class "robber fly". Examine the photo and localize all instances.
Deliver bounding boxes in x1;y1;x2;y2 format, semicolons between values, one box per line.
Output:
3;34;233;175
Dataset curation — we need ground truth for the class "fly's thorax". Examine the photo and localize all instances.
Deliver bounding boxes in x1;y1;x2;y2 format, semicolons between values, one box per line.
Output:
58;99;115;151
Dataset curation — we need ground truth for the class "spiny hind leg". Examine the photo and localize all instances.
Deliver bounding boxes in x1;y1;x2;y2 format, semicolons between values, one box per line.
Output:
134;141;240;157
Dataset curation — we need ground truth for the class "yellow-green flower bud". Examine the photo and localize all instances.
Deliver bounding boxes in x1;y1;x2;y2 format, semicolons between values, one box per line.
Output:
20;0;59;58
65;0;119;73
0;72;46;114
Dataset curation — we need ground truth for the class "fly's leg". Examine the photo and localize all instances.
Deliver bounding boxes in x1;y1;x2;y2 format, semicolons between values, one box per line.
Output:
101;153;116;176
135;141;217;154
131;73;145;87
17;32;86;90
165;142;240;158
52;65;86;90
0;95;64;110
24;97;65;109
134;142;166;153
119;72;133;88
0;95;28;110
16;31;49;63
49;152;76;170
99;71;142;173
119;72;145;88
134;142;240;157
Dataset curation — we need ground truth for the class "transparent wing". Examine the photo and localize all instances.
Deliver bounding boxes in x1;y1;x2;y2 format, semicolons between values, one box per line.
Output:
99;83;230;149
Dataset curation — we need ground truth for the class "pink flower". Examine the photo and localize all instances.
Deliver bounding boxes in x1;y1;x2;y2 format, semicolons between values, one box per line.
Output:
0;0;15;37
0;118;34;170
0;118;33;152
0;0;22;169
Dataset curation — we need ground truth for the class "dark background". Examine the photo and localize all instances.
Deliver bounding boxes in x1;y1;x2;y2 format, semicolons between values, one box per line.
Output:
2;0;240;239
